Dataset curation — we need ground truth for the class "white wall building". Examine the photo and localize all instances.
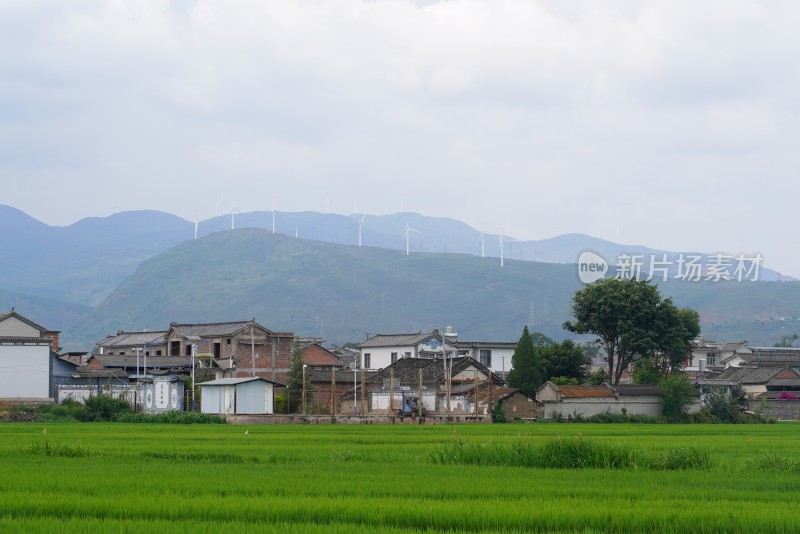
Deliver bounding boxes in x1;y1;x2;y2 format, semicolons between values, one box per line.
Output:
357;330;517;376
0;310;59;402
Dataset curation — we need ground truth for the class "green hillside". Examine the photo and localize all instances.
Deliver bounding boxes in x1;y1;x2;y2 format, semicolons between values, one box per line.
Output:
65;229;580;349
64;228;800;352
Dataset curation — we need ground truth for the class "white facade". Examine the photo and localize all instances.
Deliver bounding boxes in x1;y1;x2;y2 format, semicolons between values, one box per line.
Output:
0;312;54;400
359;331;516;373
455;343;516;376
0;342;51;399
688;341;751;372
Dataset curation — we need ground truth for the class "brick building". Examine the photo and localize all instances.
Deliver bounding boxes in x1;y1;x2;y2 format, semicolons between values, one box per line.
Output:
164;320;294;382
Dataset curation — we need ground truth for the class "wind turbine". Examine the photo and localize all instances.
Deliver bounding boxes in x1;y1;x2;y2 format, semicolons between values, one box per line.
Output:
403;217;419;256
230;200;239;230
498;233;518;267
216;198;224;217
194;209;199;240
358;213;366;247
478;230;491;258
271;192;277;234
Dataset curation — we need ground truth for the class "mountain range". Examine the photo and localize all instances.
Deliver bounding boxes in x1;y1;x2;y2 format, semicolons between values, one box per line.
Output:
0;204;798;351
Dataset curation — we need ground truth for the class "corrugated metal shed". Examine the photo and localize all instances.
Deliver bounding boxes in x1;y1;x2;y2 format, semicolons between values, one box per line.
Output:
199;377;284;415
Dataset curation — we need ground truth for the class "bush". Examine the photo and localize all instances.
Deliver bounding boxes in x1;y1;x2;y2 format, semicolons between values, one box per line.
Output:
491;403;507;423
77;395;131;422
660;374;695;422
113;411;226;424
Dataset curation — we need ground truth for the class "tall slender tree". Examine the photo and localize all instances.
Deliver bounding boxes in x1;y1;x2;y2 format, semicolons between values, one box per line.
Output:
286;340;305;413
507;326;544;397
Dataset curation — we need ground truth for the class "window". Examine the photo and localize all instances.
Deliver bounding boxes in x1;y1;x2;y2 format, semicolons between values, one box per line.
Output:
119;351;125;356
145;351;150;356
170;341;180;356
155;350;162;356
707;352;717;366
391;352;398;363
226;338;231;345
404;351;411;358
364;353;371;369
480;349;492;367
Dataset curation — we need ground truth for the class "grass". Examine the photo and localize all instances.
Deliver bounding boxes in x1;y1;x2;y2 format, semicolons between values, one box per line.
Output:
429;436;714;470
1;423;800;532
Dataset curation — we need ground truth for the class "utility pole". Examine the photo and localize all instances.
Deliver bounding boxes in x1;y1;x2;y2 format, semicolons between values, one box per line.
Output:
302;364;307;415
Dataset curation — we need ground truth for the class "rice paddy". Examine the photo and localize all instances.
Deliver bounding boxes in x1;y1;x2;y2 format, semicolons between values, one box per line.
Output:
1;422;799;532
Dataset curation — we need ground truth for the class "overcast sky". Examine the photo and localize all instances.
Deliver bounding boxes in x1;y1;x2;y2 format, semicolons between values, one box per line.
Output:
2;1;799;276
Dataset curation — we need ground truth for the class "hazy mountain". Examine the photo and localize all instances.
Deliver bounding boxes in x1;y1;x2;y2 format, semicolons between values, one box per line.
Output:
0;288;91;335
0;205;787;312
62;228;800;352
0;206;192;305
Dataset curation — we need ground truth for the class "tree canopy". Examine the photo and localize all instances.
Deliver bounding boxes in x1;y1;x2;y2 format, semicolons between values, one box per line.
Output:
508;328;590;394
563;278;700;385
507;326;544;397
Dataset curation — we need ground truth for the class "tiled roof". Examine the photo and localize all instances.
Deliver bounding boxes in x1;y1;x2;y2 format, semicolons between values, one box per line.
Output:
169;321;258;338
767;368;800;387
455;341;517;349
198;377;285;387
73;368;129;380
614;384;661;396
713;366;782;384
556;384;615;398
358;332;434;348
96;331;167;348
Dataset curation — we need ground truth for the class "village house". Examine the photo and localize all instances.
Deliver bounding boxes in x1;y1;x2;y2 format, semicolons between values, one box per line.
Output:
163;320;294;382
0;309;60;403
454;340;517;378
96;330;167;357
340;356;502;417
685;340;751;375
358;329;516;376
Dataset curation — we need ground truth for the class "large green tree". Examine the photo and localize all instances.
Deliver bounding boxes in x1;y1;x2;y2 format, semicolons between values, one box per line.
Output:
507;326;544;397
541;340;591;383
563;278;699;385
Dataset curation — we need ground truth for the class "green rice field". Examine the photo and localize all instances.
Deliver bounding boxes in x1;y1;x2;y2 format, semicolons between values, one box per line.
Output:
1;422;799;533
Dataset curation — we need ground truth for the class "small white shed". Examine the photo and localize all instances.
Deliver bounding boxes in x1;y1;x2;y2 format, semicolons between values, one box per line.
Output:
199;377;283;415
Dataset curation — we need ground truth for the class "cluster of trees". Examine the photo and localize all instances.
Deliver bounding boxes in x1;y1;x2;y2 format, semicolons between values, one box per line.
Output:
508;278;701;403
507;326;592;397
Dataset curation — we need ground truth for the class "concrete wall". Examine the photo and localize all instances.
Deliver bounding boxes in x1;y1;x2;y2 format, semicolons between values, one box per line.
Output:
761;400;800;420
542;398;663;419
